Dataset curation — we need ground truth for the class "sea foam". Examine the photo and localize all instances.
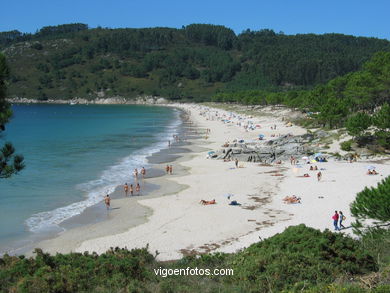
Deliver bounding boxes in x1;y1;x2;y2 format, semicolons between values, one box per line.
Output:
25;109;181;232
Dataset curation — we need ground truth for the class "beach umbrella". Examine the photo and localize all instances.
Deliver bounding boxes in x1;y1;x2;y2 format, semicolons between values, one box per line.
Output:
314;153;323;158
302;156;309;160
366;165;376;170
208;151;215;155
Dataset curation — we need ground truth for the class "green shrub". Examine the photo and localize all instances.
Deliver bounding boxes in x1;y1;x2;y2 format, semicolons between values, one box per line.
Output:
229;225;376;292
340;140;353;151
0;226;380;292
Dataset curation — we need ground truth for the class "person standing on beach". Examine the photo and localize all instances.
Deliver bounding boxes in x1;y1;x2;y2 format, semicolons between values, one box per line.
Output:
235;158;239;168
169;165;173;175
133;168;138;180
130;184;134;196
339;211;346;229
136;183;141;195
165;165;170;174
124;183;129;197
332;211;339;231
317;171;322;181
141;167;146;179
104;194;111;210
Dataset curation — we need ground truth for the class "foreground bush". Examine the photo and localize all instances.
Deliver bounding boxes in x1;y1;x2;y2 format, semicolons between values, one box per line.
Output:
0;225;381;292
0;247;155;293
230;225;377;292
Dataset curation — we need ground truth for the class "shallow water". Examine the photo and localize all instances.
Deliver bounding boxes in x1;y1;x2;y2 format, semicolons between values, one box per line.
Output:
0;104;180;253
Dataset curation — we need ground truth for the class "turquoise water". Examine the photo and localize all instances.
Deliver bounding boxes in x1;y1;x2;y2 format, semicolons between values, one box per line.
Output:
0;104;179;253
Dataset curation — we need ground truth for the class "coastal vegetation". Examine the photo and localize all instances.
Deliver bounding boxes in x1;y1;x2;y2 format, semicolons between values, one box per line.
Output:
213;52;390;150
0;224;388;293
0;53;24;178
351;176;390;234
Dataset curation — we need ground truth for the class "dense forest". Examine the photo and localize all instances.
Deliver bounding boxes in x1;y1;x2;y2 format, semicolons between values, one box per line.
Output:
1;23;390;100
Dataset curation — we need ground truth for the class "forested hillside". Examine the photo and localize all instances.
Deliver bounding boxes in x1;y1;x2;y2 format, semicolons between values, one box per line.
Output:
1;23;390;100
213;51;390;149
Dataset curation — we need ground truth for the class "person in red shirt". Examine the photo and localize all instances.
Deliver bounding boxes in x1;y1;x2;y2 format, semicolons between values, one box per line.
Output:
332;211;339;231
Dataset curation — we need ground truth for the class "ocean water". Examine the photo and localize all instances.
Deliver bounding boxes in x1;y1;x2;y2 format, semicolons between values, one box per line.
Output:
0;104;180;253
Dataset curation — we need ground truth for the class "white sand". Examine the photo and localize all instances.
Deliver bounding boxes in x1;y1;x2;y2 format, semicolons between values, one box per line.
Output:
45;104;390;260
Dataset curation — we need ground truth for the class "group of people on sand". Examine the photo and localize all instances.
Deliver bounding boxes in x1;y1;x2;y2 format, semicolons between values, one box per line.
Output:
332;211;346;231
283;195;301;204
165;165;173;175
304;166;322;181
133;167;146;180
367;169;378;175
290;156;297;165
103;167;148;210
123;182;141;197
168;134;184;147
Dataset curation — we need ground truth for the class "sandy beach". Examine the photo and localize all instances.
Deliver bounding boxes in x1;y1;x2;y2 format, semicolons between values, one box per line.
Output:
34;104;390;260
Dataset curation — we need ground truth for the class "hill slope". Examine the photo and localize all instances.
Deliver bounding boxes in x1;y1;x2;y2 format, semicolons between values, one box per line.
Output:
1;23;390;100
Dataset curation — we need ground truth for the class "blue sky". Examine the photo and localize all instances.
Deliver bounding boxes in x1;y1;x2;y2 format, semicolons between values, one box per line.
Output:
2;0;390;39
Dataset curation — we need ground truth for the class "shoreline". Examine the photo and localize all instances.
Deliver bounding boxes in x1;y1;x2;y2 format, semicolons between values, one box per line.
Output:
20;109;204;256
7;103;390;261
74;104;389;260
0;104;189;256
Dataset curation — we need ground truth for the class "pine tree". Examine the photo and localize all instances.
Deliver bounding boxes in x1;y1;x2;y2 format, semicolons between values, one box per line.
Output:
0;53;24;178
351;176;390;233
345;112;372;138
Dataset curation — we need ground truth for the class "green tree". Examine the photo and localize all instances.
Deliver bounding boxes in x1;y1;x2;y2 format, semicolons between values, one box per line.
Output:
351;176;390;233
345;112;372;138
373;103;390;148
0;53;24;178
374;103;390;130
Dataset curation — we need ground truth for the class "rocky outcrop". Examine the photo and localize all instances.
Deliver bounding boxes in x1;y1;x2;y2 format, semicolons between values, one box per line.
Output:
211;133;316;163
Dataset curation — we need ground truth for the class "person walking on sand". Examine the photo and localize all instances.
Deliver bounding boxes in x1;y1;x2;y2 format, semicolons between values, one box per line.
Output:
124;183;129;196
332;211;339;231
166;164;170;174
104;194;111;210
169;165;173;175
133;168;138;180
141;167;146;179
136;183;141;195
129;184;134;196
317;171;322;181
235;158;239;168
339;211;346;229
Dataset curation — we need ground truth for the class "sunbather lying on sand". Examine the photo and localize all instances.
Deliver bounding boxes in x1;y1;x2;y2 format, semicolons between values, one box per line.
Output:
229;200;241;206
283;195;301;204
200;199;216;205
